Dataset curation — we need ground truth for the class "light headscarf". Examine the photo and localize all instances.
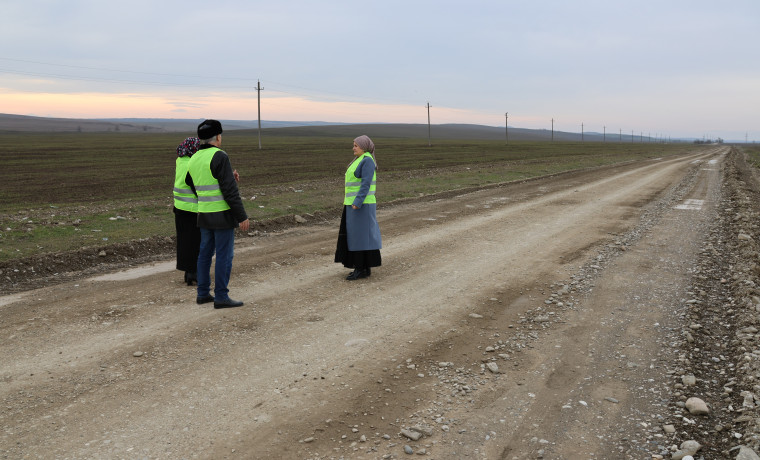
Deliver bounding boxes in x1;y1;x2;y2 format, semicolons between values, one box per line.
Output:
353;135;377;168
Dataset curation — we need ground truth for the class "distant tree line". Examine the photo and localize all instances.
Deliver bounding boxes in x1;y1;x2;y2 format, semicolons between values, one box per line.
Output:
694;138;723;144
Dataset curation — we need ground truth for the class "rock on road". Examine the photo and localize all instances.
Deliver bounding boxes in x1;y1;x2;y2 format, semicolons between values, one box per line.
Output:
1;145;747;459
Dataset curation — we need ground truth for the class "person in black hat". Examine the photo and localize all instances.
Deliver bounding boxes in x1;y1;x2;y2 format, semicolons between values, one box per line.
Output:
186;119;250;309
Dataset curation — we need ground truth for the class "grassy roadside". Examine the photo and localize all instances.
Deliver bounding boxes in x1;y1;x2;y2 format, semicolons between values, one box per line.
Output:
743;144;760;169
0;132;700;263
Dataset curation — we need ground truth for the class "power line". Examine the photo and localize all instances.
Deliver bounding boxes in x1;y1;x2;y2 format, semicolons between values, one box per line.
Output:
505;112;508;145
426;102;432;147
256;80;264;149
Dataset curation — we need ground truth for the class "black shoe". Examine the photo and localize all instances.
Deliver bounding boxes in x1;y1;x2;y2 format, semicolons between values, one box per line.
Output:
196;295;214;304
214;298;244;309
346;269;369;281
185;271;197;286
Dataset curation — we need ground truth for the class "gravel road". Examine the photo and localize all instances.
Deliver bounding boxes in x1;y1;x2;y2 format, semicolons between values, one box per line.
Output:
3;145;760;460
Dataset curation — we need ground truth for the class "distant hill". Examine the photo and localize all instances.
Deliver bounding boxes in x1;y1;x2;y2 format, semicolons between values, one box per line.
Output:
0;114;345;134
254;123;570;141
0;113;638;142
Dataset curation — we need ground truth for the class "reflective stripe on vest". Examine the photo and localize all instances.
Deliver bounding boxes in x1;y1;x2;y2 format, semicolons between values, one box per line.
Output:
187;147;232;213
173;156;198;212
344;153;377;205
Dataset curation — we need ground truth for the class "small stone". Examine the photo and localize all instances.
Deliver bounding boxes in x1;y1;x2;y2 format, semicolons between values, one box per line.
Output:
410;426;434;437
132;351;144;357
468;313;483;319
403;445;414;455
682;374;697;386
680;439;702;455
742;391;756;408
604;397;619;404
735;446;760;460
685;397;709;415
486;362;500;374
302;437;315;443
663;424;676;433
400;429;422;441
294;215;307;224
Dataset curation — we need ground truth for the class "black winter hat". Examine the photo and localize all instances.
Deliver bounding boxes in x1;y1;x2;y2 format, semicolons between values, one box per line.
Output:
197;119;223;139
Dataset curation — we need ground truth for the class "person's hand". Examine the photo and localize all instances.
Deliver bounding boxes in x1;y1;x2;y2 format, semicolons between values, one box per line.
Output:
233;169;240;182
239;219;250;231
352;205;359;210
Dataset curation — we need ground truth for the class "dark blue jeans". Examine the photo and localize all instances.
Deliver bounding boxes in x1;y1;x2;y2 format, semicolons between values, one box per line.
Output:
197;227;235;301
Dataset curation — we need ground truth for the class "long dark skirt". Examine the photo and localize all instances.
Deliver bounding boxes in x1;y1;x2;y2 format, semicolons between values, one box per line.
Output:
174;207;201;272
335;207;382;269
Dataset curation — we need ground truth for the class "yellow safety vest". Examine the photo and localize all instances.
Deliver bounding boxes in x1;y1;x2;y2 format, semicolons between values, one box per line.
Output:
187;147;231;213
173;156;198;212
344;152;377;206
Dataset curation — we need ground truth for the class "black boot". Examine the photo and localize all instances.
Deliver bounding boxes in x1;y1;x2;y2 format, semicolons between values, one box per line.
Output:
184;271;197;286
346;268;369;280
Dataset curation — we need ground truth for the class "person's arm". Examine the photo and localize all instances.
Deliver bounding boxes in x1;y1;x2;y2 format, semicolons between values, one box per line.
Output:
351;157;375;209
211;151;249;225
185;172;196;195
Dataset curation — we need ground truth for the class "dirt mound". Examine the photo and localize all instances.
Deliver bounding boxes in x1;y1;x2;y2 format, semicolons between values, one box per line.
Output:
0;236;174;294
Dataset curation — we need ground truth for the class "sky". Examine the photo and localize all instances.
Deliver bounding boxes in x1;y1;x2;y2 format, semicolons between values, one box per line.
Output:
1;0;758;141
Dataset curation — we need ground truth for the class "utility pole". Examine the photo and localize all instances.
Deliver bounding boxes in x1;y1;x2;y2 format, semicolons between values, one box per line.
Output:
426;102;432;147
632;130;634;142
581;123;584;142
603;126;606;142
505;112;508;145
551;118;554;142
619;128;622;142
256;80;264;149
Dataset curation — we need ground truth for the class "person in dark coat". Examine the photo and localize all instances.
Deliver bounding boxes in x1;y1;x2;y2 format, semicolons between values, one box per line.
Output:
186;120;250;308
335;135;382;280
173;137;202;285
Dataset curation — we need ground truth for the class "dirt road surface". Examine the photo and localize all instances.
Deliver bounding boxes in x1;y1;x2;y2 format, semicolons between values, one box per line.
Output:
4;145;760;459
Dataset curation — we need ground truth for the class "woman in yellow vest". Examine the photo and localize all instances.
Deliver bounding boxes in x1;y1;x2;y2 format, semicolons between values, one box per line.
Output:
335;135;382;280
173;137;201;285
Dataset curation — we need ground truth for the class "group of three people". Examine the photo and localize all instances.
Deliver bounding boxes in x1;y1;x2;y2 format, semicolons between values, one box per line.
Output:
172;119;382;309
